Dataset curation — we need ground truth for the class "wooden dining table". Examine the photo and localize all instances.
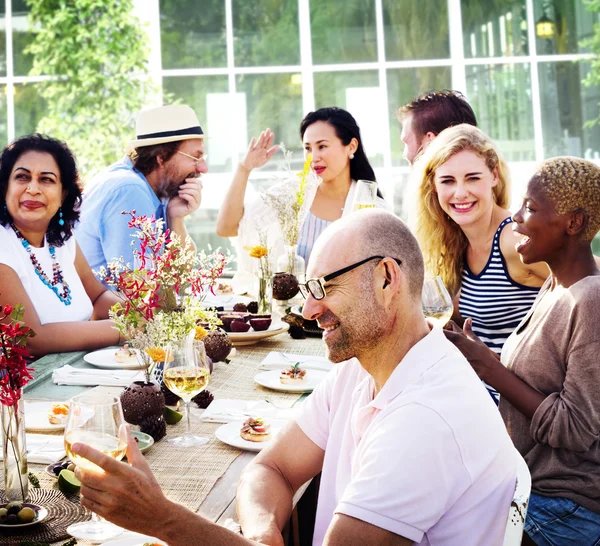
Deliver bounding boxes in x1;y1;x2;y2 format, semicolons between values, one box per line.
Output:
17;330;327;545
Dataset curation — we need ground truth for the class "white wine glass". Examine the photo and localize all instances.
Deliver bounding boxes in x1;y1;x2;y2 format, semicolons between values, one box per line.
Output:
163;340;211;447
422;276;453;328
64;393;128;541
351;179;377;212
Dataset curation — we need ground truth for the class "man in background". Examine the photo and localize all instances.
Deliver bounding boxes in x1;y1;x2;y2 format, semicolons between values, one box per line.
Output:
398;89;478;164
77;104;206;271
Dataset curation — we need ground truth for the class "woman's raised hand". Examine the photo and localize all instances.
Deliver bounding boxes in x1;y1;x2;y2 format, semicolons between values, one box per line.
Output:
241;129;280;171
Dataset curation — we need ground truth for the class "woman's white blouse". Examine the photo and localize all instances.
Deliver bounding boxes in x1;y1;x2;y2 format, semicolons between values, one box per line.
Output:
0;224;93;325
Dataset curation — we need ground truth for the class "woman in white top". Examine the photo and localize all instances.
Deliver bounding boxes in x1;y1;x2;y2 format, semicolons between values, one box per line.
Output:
0;134;122;357
216;107;388;277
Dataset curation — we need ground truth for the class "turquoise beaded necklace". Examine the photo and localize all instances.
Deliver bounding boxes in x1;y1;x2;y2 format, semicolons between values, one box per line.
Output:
11;224;72;306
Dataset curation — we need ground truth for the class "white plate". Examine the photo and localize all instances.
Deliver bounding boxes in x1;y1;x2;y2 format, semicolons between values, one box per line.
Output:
25;401;67;431
102;533;167;546
254;369;328;393
0;502;48;528
83;348;145;370
202;293;252;311
228;320;289;346
215;420;283;452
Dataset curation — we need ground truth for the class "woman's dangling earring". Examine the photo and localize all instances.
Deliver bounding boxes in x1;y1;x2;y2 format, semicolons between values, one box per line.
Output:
58;208;65;226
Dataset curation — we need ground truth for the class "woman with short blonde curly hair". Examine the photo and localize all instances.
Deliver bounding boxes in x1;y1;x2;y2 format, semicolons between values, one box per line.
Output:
411;124;548;403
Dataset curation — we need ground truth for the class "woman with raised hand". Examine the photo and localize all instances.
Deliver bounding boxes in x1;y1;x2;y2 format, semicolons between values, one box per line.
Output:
0;134;122;357
216;107;388;279
412;124;548;403
445;156;600;546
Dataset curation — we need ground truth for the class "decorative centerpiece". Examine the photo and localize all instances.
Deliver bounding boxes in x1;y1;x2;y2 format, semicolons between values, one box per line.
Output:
248;241;272;314
98;212;228;440
262;152;316;283
0;304;35;502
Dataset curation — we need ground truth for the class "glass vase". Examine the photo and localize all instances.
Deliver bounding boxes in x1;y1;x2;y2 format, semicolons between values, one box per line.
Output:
256;272;273;315
276;244;305;282
1;397;29;502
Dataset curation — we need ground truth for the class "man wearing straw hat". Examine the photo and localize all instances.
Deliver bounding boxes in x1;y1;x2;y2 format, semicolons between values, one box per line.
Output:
77;104;206;272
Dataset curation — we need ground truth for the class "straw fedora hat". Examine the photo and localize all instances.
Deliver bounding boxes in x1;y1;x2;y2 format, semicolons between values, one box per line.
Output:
129;104;205;149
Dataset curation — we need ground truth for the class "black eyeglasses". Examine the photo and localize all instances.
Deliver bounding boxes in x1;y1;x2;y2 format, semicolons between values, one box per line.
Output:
299;255;401;301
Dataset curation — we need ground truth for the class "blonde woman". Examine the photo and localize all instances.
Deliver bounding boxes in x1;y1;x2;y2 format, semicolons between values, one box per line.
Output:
412;124;548;403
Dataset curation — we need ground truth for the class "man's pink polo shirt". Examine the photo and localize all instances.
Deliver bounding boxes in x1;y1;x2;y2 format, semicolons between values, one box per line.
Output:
296;327;517;546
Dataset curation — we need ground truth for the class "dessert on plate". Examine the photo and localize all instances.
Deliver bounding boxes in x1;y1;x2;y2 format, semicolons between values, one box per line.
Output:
47;403;70;425
240;417;271;443
115;343;137;363
280;363;307;384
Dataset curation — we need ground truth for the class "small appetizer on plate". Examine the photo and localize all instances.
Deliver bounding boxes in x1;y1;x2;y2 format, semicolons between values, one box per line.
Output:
240;417;271;443
48;403;70;425
280;363;307;385
115;343;137;364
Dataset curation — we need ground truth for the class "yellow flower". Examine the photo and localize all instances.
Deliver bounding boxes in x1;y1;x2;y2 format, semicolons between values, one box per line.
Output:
248;245;268;259
145;347;173;363
195;326;208;340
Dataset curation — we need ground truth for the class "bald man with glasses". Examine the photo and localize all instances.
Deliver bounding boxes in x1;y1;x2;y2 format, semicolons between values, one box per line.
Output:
71;209;517;546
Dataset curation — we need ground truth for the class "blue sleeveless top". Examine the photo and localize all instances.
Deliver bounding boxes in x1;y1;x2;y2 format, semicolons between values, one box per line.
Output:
459;217;540;403
298;211;331;265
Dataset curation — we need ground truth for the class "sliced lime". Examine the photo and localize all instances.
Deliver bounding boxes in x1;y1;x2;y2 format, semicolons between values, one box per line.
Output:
58;469;81;494
164;406;183;425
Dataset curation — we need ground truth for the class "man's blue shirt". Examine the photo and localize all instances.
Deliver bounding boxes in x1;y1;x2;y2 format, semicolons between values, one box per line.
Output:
76;157;167;273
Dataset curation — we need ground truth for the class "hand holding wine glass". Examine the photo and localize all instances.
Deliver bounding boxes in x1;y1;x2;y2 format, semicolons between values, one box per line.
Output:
422;276;453;328
64;393;128;541
163;339;211;447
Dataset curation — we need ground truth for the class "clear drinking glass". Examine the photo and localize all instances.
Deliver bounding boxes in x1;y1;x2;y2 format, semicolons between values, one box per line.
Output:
351;179;377;212
422;276;453;328
163;340;211;447
64;393;128;541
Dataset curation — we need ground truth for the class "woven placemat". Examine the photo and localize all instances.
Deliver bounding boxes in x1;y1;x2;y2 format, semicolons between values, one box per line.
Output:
0;488;89;544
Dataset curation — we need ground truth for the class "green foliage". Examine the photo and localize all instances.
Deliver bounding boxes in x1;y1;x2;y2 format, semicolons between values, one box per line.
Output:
582;0;600;127
25;0;154;180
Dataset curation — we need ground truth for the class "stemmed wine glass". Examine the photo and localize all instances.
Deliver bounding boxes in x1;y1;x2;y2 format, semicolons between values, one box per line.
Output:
422;276;454;327
351;179;377;212
64;393;128;541
163;339;211;447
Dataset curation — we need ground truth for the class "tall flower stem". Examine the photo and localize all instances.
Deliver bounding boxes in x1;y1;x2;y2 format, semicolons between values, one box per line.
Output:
1;398;28;502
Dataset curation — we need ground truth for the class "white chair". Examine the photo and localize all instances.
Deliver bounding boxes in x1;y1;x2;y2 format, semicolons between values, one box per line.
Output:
503;451;532;546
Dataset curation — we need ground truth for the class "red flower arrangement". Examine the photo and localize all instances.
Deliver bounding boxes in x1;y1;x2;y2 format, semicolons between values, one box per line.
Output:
0;304;35;407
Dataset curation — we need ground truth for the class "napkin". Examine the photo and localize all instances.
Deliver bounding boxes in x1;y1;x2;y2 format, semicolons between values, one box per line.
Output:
0;434;66;464
198;399;299;424
52;365;144;387
259;352;333;372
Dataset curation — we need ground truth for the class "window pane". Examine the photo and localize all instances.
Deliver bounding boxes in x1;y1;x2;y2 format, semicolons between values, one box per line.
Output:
387;67;452;166
383;0;449;60
186;207;234;262
466;63;534;162
0;85;7;145
539;61;600;159
314;70;384;168
0;1;6;76
534;0;600;55
462;0;528;58
160;0;226;69
311;0;377;64
163;75;230;172
14;83;46;137
12;0;34;76
232;0;299;67
235;73;304;169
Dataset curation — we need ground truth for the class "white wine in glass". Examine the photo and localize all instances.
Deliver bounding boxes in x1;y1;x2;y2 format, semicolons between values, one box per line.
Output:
64;393;128;541
163;340;211;447
422;276;453;328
